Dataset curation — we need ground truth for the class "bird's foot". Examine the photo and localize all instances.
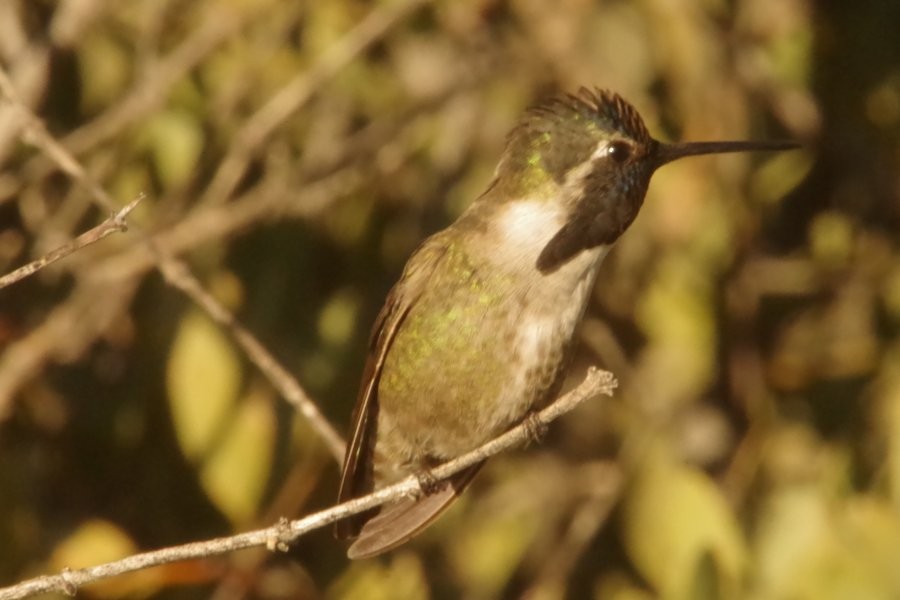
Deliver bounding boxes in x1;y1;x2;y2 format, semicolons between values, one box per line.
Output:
414;469;442;496
523;412;548;446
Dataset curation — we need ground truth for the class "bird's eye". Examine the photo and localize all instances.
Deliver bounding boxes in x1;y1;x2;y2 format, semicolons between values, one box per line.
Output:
606;141;632;163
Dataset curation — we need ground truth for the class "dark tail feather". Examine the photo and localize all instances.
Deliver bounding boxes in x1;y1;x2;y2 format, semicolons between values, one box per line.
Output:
346;463;483;559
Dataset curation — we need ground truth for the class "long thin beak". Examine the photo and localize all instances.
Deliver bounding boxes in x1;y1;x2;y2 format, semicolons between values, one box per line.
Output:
654;139;799;167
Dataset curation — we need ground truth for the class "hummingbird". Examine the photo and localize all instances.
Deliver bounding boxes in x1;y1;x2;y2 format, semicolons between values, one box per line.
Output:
335;87;797;559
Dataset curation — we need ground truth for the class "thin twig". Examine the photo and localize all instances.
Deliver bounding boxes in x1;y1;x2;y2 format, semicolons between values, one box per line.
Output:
0;66;346;462
89;88;463;283
64;14;241;156
521;462;622;599
0;13;241;204
200;0;429;205
92;163;363;283
0;367;616;600
155;258;346;460
0;277;140;420
0;195;143;290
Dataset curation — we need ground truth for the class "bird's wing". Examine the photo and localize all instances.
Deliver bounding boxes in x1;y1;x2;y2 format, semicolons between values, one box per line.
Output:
335;232;483;552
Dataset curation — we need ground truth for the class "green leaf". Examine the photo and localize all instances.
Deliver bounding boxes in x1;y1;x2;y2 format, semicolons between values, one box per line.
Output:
328;553;430;600
448;503;539;596
621;446;746;599
200;388;275;525
753;490;900;600
78;33;131;113
50;519;136;570
166;310;242;461
635;256;716;409
139;109;204;189
49;519;160;597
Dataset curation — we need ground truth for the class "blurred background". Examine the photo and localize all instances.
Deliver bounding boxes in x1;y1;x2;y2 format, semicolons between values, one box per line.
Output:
1;0;899;598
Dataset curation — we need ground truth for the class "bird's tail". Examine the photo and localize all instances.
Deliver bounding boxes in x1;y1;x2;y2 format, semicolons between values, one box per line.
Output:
346;463;483;559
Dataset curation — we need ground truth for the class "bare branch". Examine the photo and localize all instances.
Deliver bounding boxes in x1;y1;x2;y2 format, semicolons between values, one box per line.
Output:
63;14;241;156
92;163;364;283
521;461;623;598
0;277;140;420
154;258;347;460
200;0;430;205
0;368;616;600
0;12;242;204
0;66;346;462
0;194;142;289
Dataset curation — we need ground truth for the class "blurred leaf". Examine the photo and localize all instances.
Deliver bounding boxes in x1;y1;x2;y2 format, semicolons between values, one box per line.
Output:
78;32;131;113
109;163;152;212
200;387;275;525
327;553;430;600
318;289;361;348
138;109;205;189
865;75;900;128
50;519;160;598
621;446;746;599
444;457;572;598
635;256;716;409
769;22;815;86
880;266;900;323
306;1;358;54
876;348;900;507
323;195;376;247
752;490;900;600
594;572;657;600
842;499;900;593
50;519;136;569
166;310;242;461
809;211;854;267
750;150;814;206
300;352;339;390
752;486;830;596
447;503;538;597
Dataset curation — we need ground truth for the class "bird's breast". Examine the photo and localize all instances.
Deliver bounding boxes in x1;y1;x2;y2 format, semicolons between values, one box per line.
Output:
373;202;608;474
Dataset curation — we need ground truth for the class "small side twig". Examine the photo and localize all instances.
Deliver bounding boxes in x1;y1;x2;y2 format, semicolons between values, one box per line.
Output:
200;0;429;206
0;367;617;600
0;67;346;462
0;195;143;290
155;258;347;460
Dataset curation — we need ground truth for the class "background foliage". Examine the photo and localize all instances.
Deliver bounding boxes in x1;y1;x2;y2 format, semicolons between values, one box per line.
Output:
1;0;899;598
